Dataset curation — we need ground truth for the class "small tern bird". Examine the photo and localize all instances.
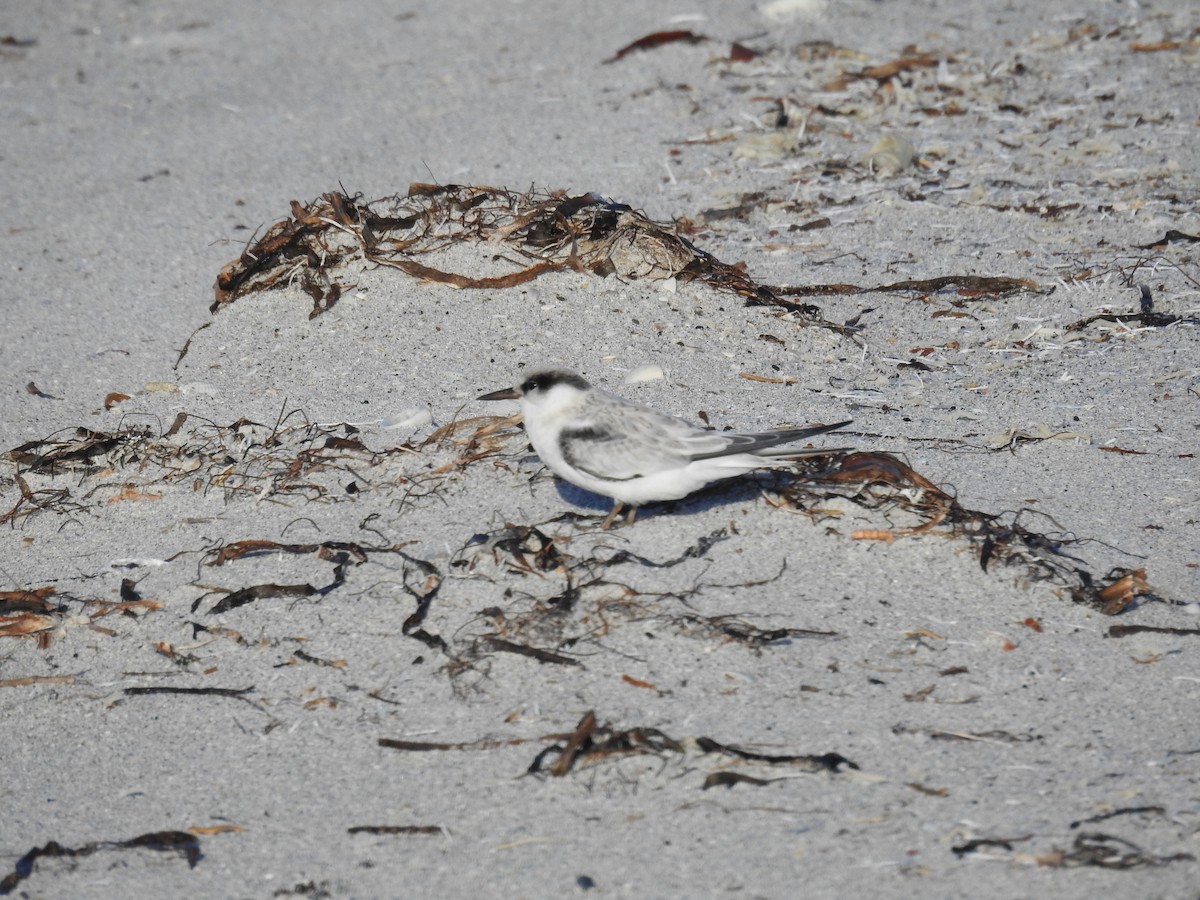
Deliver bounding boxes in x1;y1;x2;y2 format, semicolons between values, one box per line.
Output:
478;369;850;528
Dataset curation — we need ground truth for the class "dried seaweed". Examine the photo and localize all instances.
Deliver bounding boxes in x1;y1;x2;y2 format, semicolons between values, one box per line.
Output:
443;519;835;679
6;426;149;474
1054;832;1194;869
1107;624;1200;639
0;674;76;688
1065;284;1196;332
956;830;1195;869
951;836;1030;857
211;187;852;334
892;724;1038;744
605;30;708;64
701;771;775;789
347;825;444;836
824;48;941;91
0;587;60;614
24;382;57;400
676;614;843;649
293;649;347;668
191;538;420;615
0;473;85;527
770;274;1045;299
378;736;528;753
694;736;857;772
200;582;318;615
0;611;58;642
1136;229;1200;249
2;414;440;532
782;452;1161;615
205;539;370;567
399;555;442;635
528;710;857;782
1069;806;1167;828
0;831;200;895
0;585;162;648
483;636;582;667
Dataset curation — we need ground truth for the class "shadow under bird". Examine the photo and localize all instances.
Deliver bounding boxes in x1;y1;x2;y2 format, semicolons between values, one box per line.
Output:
478;369;851;528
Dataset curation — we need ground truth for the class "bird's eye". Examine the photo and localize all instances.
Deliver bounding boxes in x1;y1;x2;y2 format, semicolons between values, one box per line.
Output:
522;377;540;393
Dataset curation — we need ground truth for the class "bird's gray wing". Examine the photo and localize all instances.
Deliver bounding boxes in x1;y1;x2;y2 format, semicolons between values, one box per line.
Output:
688;421;852;460
561;395;850;477
558;402;699;481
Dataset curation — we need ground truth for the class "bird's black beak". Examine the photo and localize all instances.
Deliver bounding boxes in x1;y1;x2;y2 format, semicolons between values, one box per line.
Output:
477;386;520;401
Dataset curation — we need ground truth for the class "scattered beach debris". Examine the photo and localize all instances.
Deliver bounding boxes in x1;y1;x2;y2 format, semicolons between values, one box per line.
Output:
210;184;1052;330
605;29;708;64
0;831;201;895
861;134;916;176
380;709;856;784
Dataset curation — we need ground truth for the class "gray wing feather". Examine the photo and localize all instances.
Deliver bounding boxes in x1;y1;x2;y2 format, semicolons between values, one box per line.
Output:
559;417;691;481
559;390;849;480
689;421;851;460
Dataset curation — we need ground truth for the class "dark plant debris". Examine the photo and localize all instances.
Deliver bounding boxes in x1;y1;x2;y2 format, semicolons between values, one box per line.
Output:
527;710;857;781
1136;229;1200;249
702;771;775;789
347;825;444;836
1;586;160;648
483;636;582;667
678;613;843;648
0;587;61;615
199;582;318;615
378;710;856;787
963;830;1198;869
2;414;426;527
606;30;708;64
24;382;58;400
0;831;200;895
1069;806;1167;829
212;186;855;334
786;451;1161;615
771;274;1045;300
1065;283;1196;332
694;736;858;773
1107;624;1200;639
893;723;1039;743
7;426;150;474
442;520;842;682
378;736;529;753
951;836;1030;857
194;538;400;614
125;685;254;698
1053;832;1194;869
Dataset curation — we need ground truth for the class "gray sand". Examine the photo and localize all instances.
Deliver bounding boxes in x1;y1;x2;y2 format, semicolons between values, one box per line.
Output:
2;1;1198;897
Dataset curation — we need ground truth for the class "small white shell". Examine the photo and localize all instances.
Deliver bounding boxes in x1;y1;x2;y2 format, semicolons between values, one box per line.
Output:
861;134;916;176
760;0;828;20
623;365;666;385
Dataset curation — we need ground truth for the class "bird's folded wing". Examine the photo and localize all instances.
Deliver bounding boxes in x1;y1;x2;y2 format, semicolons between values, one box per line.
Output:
690;421;850;460
559;418;694;481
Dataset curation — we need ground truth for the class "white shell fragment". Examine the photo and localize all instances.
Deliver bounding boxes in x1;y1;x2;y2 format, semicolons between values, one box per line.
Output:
623;365;666;385
760;0;828;20
861;134;916;176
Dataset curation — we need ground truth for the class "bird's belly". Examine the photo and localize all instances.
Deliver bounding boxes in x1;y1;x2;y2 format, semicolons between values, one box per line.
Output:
561;457;765;505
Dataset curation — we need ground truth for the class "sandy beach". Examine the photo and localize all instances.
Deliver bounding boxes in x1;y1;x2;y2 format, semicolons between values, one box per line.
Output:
2;1;1198;896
